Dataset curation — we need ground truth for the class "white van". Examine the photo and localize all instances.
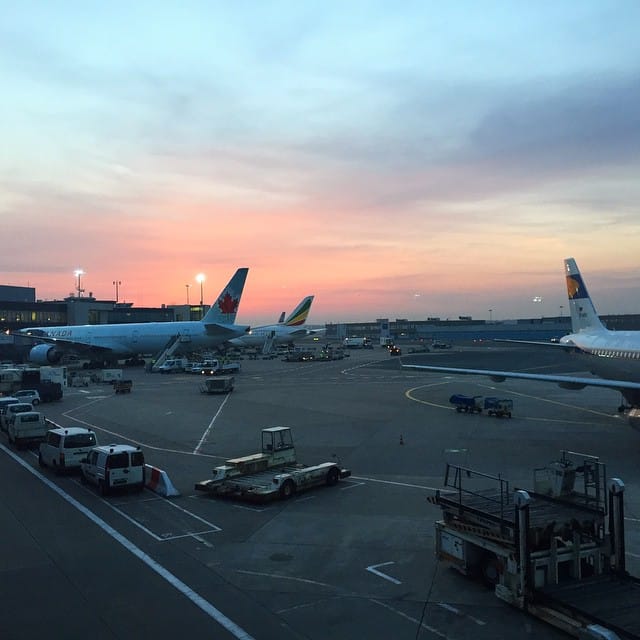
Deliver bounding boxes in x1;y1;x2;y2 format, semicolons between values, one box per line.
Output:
80;444;145;495
0;397;19;431
7;411;47;448
157;358;188;373
2;402;33;432
39;427;98;474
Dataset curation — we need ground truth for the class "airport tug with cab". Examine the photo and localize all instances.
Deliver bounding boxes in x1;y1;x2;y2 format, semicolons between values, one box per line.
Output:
195;426;350;500
430;451;639;639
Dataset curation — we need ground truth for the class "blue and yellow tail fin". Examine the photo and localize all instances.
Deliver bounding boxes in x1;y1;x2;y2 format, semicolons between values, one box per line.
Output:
564;258;606;334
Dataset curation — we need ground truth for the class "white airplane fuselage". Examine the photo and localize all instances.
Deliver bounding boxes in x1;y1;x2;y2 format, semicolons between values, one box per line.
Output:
230;325;307;348
22;320;249;361
562;330;640;381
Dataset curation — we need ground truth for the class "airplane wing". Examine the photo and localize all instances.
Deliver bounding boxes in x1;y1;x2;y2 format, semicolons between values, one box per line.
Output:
401;363;640;394
494;338;575;349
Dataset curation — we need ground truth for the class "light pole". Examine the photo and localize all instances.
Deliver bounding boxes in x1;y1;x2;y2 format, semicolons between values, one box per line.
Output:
489;309;493;322
113;280;121;303
559;305;564;317
185;284;190;305
196;273;205;306
74;269;85;297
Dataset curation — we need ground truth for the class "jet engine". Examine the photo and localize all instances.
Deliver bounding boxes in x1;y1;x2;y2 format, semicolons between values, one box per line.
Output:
29;343;64;364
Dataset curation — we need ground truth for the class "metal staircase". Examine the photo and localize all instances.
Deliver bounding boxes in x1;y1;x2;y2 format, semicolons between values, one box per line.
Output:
261;331;276;356
151;334;191;371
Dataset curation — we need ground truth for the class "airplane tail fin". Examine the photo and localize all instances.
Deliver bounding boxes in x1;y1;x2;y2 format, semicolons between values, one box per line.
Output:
564;258;606;333
277;312;285;324
284;296;314;327
202;268;249;325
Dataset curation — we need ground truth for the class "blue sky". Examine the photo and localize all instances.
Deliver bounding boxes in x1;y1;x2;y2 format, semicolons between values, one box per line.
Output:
2;1;639;323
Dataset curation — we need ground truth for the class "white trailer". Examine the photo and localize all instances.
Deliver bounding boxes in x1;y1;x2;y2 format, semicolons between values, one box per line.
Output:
195;426;351;501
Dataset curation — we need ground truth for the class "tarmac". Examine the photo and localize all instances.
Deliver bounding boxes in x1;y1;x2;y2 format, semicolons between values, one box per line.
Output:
1;344;639;640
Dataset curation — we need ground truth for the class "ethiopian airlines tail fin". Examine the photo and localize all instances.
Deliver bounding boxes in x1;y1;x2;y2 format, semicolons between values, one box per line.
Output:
284;296;314;327
202;268;249;325
564;258;606;334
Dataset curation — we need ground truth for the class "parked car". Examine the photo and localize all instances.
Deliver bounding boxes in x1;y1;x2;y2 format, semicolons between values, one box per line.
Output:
14;389;41;405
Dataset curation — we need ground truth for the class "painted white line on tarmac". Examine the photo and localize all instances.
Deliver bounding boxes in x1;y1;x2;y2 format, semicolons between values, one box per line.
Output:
366;561;402;585
1;444;255;640
437;602;486;625
371;599;449;638
194;393;233;454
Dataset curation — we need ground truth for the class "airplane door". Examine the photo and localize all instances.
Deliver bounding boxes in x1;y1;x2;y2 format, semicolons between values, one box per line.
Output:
132;330;139;345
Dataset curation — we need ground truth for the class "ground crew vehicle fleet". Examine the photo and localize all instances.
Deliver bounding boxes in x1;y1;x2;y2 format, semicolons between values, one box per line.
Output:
448;394;514;417
430;450;639;639
195;426;351;501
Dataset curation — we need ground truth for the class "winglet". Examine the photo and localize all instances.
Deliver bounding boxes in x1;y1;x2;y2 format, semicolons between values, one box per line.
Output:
202;268;249;325
564;258;606;333
284;296;314;327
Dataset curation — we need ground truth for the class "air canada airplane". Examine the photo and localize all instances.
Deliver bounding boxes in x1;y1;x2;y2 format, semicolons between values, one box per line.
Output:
229;295;315;348
403;258;640;411
18;268;250;365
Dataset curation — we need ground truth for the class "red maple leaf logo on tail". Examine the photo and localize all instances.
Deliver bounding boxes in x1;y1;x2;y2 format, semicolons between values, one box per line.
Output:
218;292;239;314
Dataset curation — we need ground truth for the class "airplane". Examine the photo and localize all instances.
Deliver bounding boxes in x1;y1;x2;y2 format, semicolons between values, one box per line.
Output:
229;295;316;348
16;268;251;365
402;258;640;412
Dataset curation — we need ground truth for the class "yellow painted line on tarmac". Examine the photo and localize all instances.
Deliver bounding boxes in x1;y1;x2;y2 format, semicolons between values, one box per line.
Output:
404;379;623;426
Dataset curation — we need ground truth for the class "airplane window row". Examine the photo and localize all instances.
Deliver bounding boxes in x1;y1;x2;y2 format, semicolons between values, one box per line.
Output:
594;349;640;359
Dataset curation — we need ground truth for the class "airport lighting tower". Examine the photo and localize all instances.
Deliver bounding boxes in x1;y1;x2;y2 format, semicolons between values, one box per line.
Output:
196;273;205;306
74;269;85;297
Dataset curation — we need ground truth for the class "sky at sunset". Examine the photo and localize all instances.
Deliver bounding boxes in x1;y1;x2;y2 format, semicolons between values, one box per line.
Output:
2;1;640;325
